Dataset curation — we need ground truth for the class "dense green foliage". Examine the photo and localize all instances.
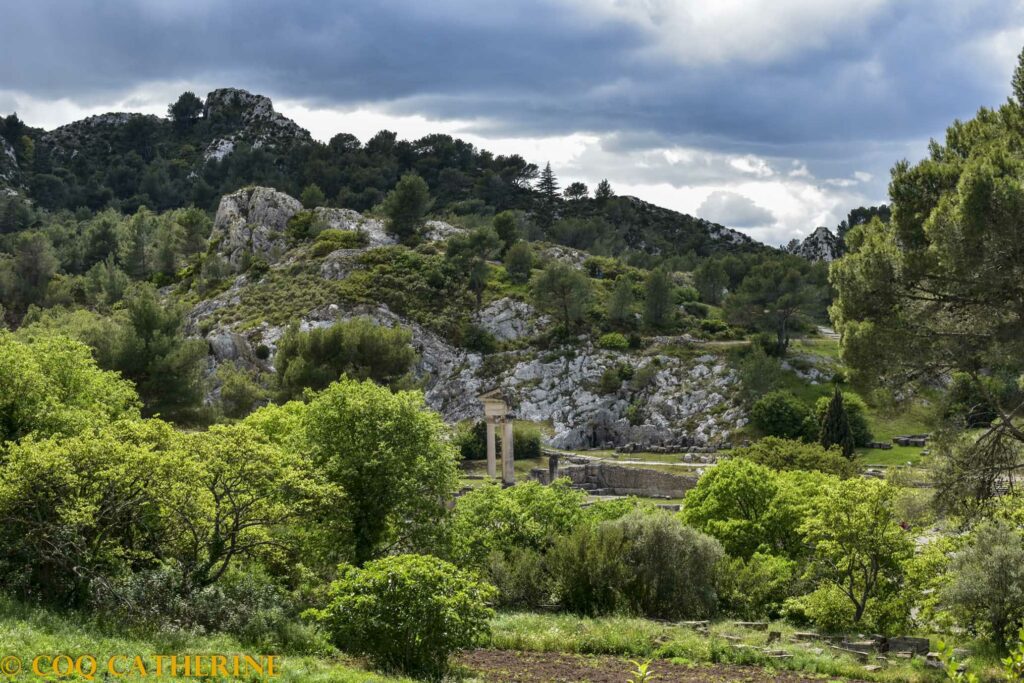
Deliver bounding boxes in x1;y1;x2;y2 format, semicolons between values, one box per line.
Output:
275;317;417;400
750;391;812;440
316;554;496;679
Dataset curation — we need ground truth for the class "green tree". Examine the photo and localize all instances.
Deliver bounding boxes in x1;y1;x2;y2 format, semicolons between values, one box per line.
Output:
381;173;433;244
6;231;58;310
563;181;588;200
694;259;728;305
0;332;139;445
303;378;459;565
300;183;326;209
831;52;1024;509
682;458;820;559
732;437;854;477
594;178;614;204
316;554;496;680
750;391;812;440
607;276;636;328
819;385;856;458
168;91;203;128
492;210;520;253
815;390;871;448
726;259;821;355
943;521;1024;649
504;241;533;285
446;226;502;306
642;268;673;329
800;478;913;623
535;162;560;230
114;285;207;420
531;262;592;331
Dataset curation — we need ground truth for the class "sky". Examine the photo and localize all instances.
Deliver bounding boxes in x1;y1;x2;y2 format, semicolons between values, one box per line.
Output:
2;1;1023;245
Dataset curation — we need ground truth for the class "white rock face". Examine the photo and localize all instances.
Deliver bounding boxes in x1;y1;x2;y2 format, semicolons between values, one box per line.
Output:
474;298;541;341
312;207;394;247
209;187;302;270
0;137;17;185
201;88;312;161
790;226;842;262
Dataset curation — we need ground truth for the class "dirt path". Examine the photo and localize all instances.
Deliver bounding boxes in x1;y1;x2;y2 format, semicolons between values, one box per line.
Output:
460;649;858;682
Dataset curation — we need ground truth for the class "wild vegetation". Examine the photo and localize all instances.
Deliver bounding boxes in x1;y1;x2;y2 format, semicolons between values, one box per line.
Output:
1;50;1024;683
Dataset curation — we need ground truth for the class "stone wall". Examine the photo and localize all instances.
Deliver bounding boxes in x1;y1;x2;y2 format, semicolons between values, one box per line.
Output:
533;460;698;498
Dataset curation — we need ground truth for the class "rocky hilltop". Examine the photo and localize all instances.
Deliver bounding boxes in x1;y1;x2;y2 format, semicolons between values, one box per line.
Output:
191;186;746;451
201;88;313;161
788;226;842;262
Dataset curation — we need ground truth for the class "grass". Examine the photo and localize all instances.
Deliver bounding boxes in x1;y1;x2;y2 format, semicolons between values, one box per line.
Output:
487;612;1003;682
0;597;412;683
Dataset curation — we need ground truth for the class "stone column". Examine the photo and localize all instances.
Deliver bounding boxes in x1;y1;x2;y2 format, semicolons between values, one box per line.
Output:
485;418;497;478
501;418;515;485
548;451;559;484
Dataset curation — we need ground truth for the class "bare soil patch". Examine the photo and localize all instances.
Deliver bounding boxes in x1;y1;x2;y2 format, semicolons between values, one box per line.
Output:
460;649;856;682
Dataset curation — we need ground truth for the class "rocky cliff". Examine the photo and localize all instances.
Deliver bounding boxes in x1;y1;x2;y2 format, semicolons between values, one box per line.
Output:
192;187;746;451
788;226;842;262
201;88;312;161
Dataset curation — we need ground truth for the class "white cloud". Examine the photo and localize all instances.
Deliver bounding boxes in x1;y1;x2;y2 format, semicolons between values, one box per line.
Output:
697;190;775;228
567;0;892;65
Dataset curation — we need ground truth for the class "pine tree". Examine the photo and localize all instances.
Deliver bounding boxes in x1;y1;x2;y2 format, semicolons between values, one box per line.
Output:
595;178;614;204
643;269;673;329
820;385;856;459
607;276;635;328
535;162;560;230
1013;46;1024;104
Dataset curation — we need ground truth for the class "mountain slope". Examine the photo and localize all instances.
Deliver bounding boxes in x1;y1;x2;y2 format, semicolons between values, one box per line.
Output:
1;88;765;259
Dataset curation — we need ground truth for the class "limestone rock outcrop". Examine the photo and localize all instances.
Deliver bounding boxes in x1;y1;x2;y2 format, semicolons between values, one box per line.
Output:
209;187;302;270
789;226;842;262
202;88;312;161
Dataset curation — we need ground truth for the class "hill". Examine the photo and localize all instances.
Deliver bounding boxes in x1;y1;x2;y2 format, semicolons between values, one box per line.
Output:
0;88;765;262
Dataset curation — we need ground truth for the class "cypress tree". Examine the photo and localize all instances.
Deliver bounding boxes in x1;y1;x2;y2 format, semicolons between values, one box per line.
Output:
820;385;856;459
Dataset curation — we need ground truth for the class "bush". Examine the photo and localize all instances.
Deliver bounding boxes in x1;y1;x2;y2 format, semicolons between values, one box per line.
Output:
216;363;268;419
504;241;533;285
598;332;629;351
550;510;723;620
813;391;872;447
736;344;785;403
750;391;812;440
718;552;799;620
275;317;417;400
942;521;1024;647
285;210;322;242
462;323;498;353
315;227;369;249
597;366;624;394
731;437;855;477
317;554;496;680
785;584;857;634
683;301;709;318
486;547;551;609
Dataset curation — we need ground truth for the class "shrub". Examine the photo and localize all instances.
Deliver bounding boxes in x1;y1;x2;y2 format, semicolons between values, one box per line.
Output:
486;547;551;609
504;241;533;285
785;584;857;633
313;228;369;253
317;554;496;680
216;363;268;419
286;210;322;242
275;317;418;400
597;366;624;394
732;437;855;477
750;391;812;440
462;323;498;353
598;332;629;351
683;301;709;318
718;552;799;620
736;344;785;403
550;510;723;620
254;343;270;360
450;480;586;568
942;521;1024;648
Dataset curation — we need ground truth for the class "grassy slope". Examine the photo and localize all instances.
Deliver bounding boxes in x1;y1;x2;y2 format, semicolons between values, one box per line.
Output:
0;598;411;683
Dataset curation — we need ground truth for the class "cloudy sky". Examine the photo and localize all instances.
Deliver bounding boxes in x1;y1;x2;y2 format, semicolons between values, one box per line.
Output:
2;1;1022;244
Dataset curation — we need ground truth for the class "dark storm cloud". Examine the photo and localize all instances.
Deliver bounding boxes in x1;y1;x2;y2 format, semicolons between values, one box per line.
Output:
1;0;1022;189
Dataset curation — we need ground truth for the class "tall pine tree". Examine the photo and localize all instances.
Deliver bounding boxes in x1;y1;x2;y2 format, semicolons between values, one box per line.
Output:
535;162;560;231
820;385;856;459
